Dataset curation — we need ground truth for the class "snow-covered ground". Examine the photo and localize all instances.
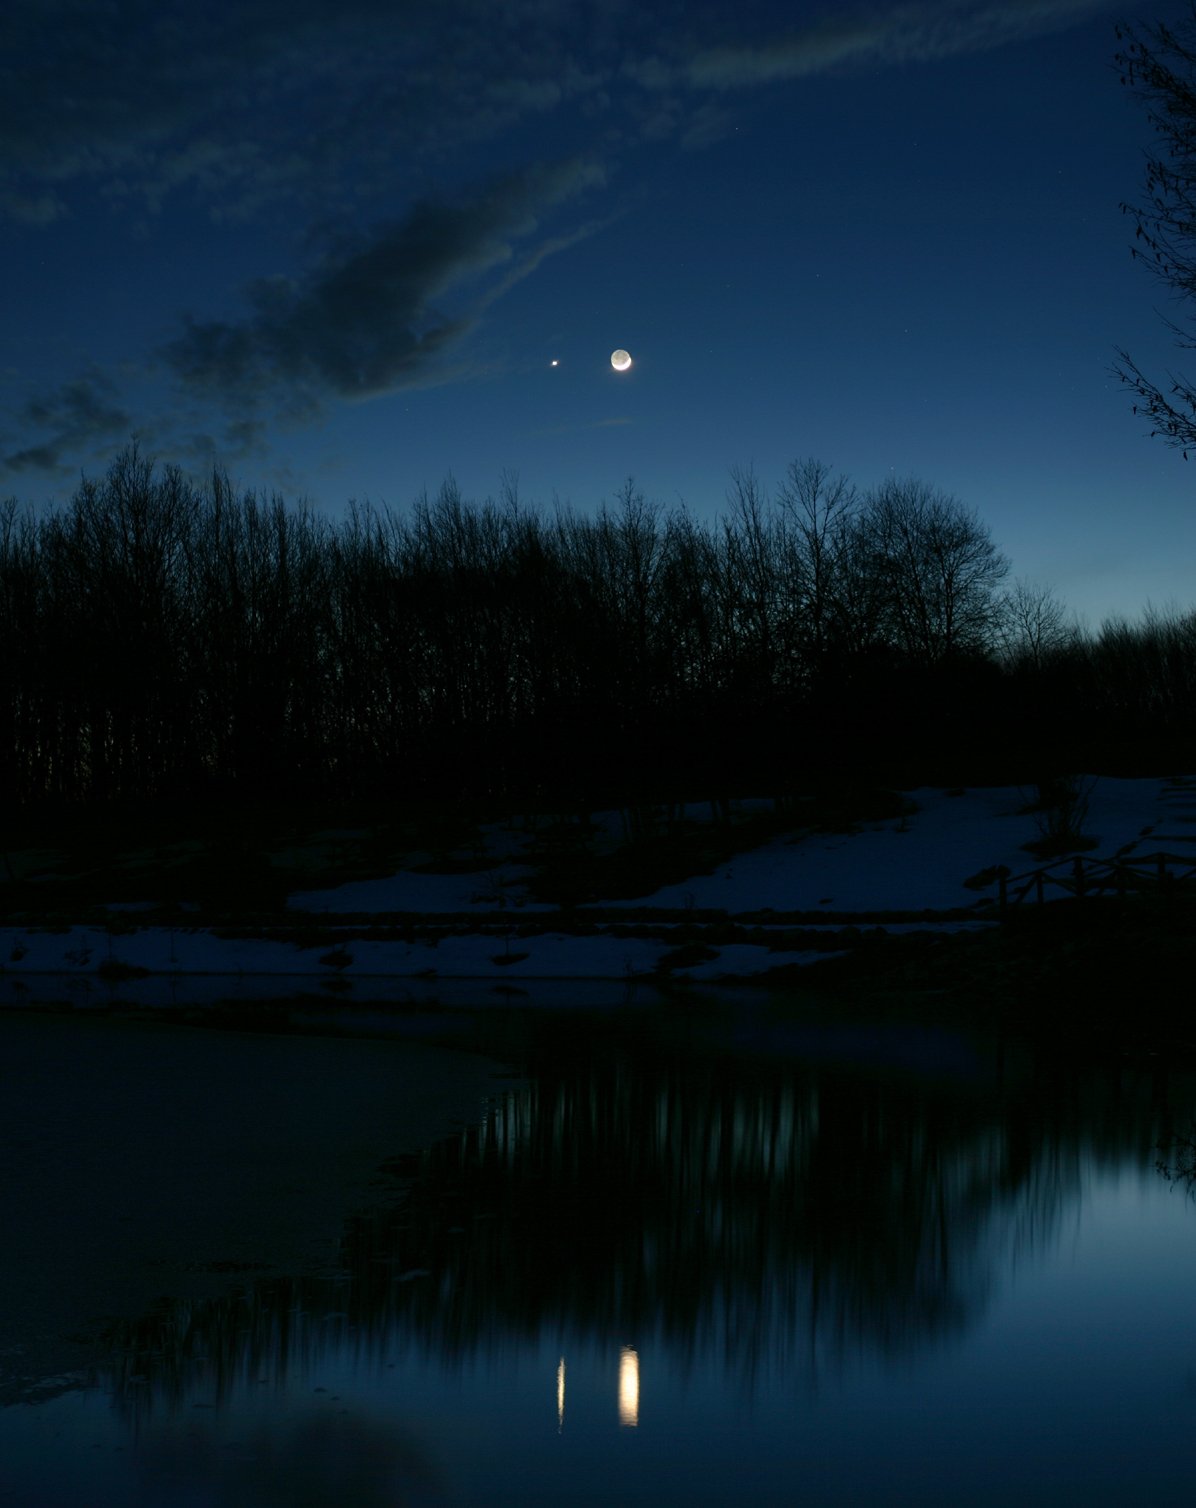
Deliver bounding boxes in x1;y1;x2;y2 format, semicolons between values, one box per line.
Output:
3;775;1194;1002
620;775;1196;913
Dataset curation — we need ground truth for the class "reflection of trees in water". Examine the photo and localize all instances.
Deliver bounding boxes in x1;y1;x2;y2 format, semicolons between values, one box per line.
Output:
1156;1081;1196;1192
395;1061;987;1374
108;1036;1191;1414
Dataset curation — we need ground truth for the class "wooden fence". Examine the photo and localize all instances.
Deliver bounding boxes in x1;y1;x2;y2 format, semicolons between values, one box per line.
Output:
998;850;1196;917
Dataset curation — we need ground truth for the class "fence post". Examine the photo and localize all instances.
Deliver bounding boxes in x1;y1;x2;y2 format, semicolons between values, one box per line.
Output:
1035;871;1044;905
1073;856;1085;899
999;872;1007;918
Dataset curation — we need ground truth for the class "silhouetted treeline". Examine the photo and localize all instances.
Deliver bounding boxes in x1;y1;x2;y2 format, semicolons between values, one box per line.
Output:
1;446;1193;812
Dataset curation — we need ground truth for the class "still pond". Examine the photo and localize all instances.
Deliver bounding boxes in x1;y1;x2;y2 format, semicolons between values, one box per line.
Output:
3;996;1196;1506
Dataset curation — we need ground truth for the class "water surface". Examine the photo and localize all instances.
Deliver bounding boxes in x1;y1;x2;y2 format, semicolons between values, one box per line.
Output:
4;1001;1196;1506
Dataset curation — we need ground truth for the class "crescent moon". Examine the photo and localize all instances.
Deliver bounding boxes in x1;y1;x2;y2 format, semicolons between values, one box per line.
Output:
610;349;632;372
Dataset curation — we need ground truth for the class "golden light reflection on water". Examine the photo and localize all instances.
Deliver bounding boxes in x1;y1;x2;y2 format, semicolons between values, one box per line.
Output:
618;1346;639;1428
557;1356;566;1434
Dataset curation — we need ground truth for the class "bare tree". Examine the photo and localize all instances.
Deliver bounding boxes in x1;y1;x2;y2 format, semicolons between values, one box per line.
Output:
0;497;41;809
1088;603;1196;730
859;478;1009;664
774;457;858;675
1114;5;1196;452
656;505;720;704
721;464;778;687
995;579;1076;671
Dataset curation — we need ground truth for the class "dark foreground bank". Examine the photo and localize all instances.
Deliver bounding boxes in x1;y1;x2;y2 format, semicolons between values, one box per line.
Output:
0;1010;512;1403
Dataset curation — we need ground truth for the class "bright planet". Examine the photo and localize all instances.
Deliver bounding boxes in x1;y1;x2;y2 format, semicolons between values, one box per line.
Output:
610;348;632;371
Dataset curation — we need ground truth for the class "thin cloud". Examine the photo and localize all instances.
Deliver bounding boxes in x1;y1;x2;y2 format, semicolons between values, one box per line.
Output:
684;0;1122;90
0;188;67;225
0;1;621;224
1;1;1120;224
532;416;635;438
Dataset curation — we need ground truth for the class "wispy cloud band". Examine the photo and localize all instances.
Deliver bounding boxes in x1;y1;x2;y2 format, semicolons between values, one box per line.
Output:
683;0;1122;91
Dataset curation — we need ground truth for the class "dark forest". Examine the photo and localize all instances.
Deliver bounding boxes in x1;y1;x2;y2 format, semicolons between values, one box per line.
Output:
2;446;1193;817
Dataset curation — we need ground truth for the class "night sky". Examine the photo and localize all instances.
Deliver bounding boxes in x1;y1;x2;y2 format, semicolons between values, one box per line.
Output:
3;0;1193;625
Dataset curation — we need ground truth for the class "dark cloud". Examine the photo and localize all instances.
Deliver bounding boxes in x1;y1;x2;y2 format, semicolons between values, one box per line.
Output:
2;369;131;476
223;417;271;455
1;441;62;475
162;159;605;411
